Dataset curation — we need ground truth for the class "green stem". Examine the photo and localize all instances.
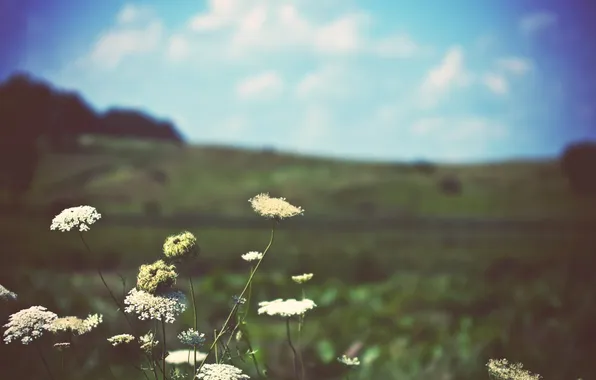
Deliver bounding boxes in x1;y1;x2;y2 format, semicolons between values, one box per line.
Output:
197;224;276;373
286;318;299;380
189;276;198;375
36;344;55;380
161;321;167;380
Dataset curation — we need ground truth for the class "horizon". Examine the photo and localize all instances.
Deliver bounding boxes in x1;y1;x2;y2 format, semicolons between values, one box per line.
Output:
1;0;595;163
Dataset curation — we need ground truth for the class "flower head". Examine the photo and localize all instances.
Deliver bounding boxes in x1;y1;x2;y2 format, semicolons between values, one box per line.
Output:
139;331;159;352
257;298;316;318
241;251;263;262
249;193;304;220
137;259;178;294
53;342;71;351
3;306;58;344
108;334;135;346
46;313;102;336
50;205;101;232
124;288;187;323
166;349;207;366
487;358;542;380
0;284;17;302
163;231;199;263
292;273;313;284
338;355;360;367
177;328;205;346
196;363;250;380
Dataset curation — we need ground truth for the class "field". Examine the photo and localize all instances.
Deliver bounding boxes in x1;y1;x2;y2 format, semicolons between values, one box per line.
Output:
1;138;595;379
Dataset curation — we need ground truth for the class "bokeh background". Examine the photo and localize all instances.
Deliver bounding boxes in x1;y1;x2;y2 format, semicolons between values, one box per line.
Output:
1;0;596;379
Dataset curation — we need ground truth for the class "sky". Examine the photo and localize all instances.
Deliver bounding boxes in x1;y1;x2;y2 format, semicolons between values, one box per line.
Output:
1;0;595;163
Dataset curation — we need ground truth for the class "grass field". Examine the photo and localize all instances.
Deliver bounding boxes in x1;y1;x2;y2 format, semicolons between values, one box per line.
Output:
1;139;595;379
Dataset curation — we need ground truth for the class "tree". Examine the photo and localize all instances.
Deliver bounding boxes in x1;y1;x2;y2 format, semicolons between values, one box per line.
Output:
560;141;596;195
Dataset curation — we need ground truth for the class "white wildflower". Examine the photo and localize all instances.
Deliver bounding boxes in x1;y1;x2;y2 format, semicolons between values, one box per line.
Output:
338;355;360;367
50;205;101;232
241;251;263;262
54;342;71;351
108;334;135;346
83;313;103;330
139;332;159;352
248;193;304;220
124;288;187;323
46;313;102;336
196;363;250;380
178;328;205;346
257;298;316;318
166;349;207;366
291;273;313;284
487;358;542;380
0;284;17;301
3;306;58;344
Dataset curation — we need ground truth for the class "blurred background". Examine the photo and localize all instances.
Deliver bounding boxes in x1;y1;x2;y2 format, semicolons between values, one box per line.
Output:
1;0;596;379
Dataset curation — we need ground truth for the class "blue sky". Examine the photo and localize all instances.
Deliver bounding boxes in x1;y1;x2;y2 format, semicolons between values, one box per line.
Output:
1;0;595;162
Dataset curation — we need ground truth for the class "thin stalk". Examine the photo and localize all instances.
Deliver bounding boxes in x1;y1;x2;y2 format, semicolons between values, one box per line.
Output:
36;344;55;380
286;318;299;380
189;276;198;375
161;321;167;380
197;224;276;373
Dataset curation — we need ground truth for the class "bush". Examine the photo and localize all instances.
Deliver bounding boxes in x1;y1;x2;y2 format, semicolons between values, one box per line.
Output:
560;141;596;195
438;174;462;195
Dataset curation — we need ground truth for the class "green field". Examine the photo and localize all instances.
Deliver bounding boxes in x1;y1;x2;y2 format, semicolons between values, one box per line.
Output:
1;139;595;379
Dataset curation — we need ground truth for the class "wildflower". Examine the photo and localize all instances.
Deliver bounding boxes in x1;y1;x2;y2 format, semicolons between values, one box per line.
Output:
196;363;250;380
249;193;304;220
257;298;316;318
108;334;135;346
177;328;205;346
50;205;101;232
139;332;159;352
241;251;263;262
163;231;199;263
0;284;17;301
137;259;178;294
487;358;542;380
166;349;207;366
124;288;187;323
46;313;102;336
338;355;360;367
53;342;71;351
3;306;58;344
292;273;313;284
83;313;103;330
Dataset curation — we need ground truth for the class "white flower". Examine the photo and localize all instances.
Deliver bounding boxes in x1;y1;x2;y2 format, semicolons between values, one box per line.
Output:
46;313;102;335
291;273;313;284
107;334;135;346
50;205;101;232
166;349;207;366
248;193;304;220
3;306;58;344
241;251;263;262
338;355;360;367
486;358;542;380
196;363;250;380
178;328;205;346
124;288;187;323
0;284;17;301
257;298;316;318
139;331;159;352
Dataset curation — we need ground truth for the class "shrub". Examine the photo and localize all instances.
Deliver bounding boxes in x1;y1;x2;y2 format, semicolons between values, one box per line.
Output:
560;141;596;195
438;174;462;195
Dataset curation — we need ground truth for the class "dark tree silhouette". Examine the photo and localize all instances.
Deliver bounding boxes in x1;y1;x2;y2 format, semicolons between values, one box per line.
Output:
561;141;596;195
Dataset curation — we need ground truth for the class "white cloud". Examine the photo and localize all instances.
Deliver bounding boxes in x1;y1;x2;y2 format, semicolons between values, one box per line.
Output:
483;73;508;95
295;65;349;100
411;116;508;141
371;34;422;58
519;11;558;35
167;35;190;61
313;12;369;54
496;57;533;75
419;46;471;107
236;71;284;99
189;0;240;31
117;4;153;24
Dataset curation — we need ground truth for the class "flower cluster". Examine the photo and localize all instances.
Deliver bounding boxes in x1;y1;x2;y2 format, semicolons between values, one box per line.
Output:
0;284;17;301
338;355;360;367
292;273;313;284
487;358;542;380
177;328;205;346
257;298;317;318
46;313;103;336
50;205;101;232
124;288;187;323
241;251;263;262
196;363;250;380
3;306;58;345
137;259;178;294
107;334;135;346
139;331;159;352
163;231;199;263
249;193;304;220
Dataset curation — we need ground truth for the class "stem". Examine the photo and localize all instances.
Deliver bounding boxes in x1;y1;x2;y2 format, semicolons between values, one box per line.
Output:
197;224;276;373
189;276;198;376
36;344;55;380
286;318;299;380
161;321;167;380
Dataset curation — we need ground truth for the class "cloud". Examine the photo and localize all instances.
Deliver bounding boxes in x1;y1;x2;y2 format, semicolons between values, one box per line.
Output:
371;34;423;58
236;71;284;99
313;12;370;54
189;0;240;31
519;11;558;35
295;65;350;100
482;73;508;95
411;116;508;141
167;35;190;61
117;4;154;25
419;46;470;107
496;57;533;75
